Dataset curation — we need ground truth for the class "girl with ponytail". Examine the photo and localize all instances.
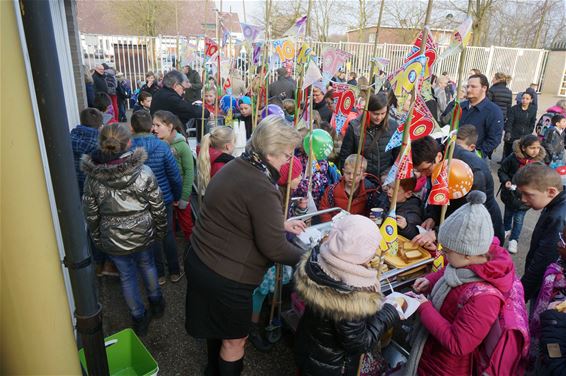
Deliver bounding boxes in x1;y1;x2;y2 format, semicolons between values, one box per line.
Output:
81;123;167;335
152;110;194;241
197;126;235;192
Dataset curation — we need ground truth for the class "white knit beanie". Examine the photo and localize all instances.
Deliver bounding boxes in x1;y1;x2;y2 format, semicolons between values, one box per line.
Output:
438;191;494;256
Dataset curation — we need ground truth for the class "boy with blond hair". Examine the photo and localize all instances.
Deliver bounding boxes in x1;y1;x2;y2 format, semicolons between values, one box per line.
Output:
319;154;380;222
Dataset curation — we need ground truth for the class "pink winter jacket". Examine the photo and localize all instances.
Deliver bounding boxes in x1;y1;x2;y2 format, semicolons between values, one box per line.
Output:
416;241;516;376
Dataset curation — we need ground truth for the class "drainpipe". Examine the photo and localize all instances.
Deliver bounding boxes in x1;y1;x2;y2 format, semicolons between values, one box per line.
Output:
19;1;109;375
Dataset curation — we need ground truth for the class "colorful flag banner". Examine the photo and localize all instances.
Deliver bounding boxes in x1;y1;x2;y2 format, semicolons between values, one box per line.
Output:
252;42;263;65
284;15;308;37
296;43;313;65
386;94;436;151
380;209;398;255
439;16;473;60
272;38;296;66
302;60;323;90
321;48;352;79
330;85;356;133
428;160;449;206
405;29;438;79
205;37;219;61
383;139;413;186
240;23;263;43
389;55;427;97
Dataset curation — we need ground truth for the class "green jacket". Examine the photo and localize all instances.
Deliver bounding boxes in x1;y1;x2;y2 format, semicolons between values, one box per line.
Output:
170;133;194;201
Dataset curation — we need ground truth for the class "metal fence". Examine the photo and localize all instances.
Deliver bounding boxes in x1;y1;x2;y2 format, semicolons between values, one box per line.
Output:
80;33;548;94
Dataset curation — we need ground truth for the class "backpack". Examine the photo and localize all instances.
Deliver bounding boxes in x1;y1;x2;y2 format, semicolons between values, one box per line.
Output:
536;112;556;141
458;276;530;376
104;71;117;95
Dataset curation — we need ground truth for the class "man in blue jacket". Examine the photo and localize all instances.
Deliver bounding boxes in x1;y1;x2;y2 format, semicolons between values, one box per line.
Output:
460;74;504;158
130;110;183;284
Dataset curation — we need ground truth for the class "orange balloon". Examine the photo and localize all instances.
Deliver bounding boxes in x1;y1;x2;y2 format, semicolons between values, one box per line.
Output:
432;159;474;200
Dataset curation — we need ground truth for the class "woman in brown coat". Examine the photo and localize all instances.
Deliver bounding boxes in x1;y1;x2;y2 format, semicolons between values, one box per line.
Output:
185;115;306;375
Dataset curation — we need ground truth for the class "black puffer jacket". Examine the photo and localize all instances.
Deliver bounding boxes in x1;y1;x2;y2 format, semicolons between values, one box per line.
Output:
537;309;566;375
498;140;546;210
294;250;400;376
338;115;398;177
488;82;513;118
313;100;333;123
396;196;423;240
505;104;537;142
150;87;208;125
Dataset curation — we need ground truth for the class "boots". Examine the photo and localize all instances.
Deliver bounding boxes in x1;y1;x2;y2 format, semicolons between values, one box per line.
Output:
149;297;165;319
132;310;151;336
248;323;273;352
204;339;222;376
218;357;243;376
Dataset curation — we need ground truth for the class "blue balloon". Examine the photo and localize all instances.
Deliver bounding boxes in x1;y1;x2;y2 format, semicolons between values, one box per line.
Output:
261;104;285;119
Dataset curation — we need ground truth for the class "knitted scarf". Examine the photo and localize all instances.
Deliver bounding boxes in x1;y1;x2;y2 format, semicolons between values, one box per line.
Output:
405;265;482;375
241;148;280;187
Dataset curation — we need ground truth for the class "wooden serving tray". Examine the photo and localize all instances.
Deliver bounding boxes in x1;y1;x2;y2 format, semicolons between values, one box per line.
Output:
384;236;432;269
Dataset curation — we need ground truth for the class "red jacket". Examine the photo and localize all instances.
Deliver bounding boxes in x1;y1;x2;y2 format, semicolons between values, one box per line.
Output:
209;147;234;178
417;241;515;376
318;177;375;222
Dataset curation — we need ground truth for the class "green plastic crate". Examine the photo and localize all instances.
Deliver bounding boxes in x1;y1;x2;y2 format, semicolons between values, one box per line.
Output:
79;329;158;376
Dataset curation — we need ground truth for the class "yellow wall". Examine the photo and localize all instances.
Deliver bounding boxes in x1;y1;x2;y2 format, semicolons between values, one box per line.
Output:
1;1;82;374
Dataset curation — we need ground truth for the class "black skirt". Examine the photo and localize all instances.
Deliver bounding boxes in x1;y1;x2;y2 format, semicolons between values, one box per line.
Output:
185;246;257;339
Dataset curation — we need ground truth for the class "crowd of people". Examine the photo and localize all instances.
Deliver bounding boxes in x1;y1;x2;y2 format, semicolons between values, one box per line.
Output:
72;62;566;375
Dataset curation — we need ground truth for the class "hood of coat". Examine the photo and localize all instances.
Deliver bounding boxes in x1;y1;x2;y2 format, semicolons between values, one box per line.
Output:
294;250;384;322
81;147;147;189
512;139;546;162
467;238;515;296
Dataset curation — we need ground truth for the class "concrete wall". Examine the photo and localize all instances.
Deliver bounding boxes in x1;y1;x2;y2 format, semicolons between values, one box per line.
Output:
541;50;566;96
1;1;82;374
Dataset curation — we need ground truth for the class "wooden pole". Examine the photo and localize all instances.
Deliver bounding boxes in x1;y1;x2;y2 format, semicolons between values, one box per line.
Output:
388;0;434;214
346;0;385;212
215;9;220;118
439;0;473;225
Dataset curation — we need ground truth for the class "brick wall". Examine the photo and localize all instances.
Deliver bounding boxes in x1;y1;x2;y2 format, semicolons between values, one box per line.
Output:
65;0;87;111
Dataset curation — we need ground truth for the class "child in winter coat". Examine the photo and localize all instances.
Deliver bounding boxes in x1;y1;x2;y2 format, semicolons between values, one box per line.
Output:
132;91;152;113
81;123;167;335
384;177;423;240
294;215;402;376
196;126;235;193
407;191;529;376
130;110;183;285
318;154;379;222
152;110;195;242
514;163;566;303
542;115;566;168
532;224;566;375
498;135;546;254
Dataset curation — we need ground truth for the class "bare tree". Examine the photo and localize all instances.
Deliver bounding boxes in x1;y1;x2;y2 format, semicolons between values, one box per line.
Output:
111;0;176;37
312;0;341;42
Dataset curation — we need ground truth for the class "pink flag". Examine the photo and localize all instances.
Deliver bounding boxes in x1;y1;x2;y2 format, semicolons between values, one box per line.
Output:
321;48;352;78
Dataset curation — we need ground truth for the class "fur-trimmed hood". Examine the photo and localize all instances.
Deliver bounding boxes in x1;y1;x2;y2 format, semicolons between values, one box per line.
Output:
294;250;384;322
512;139;546;162
81;147;147;189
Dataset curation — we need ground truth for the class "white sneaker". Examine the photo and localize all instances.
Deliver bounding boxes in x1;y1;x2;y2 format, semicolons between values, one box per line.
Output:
505;230;511;239
508;240;518;254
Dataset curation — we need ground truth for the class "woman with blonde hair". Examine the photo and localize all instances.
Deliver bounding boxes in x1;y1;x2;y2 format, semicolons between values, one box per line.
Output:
186;115;306;375
197;126;235;193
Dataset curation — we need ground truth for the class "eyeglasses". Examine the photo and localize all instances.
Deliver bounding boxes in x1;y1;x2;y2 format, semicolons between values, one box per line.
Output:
559;232;566;248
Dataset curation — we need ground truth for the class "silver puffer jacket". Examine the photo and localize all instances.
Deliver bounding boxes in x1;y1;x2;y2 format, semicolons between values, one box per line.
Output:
81;148;167;256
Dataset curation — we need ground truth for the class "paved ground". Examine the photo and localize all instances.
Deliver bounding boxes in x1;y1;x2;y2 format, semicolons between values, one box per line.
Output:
99;93;564;375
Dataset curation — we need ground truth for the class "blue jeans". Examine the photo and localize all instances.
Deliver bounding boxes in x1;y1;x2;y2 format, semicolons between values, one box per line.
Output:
108;249;162;318
503;206;527;241
152;203;180;276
